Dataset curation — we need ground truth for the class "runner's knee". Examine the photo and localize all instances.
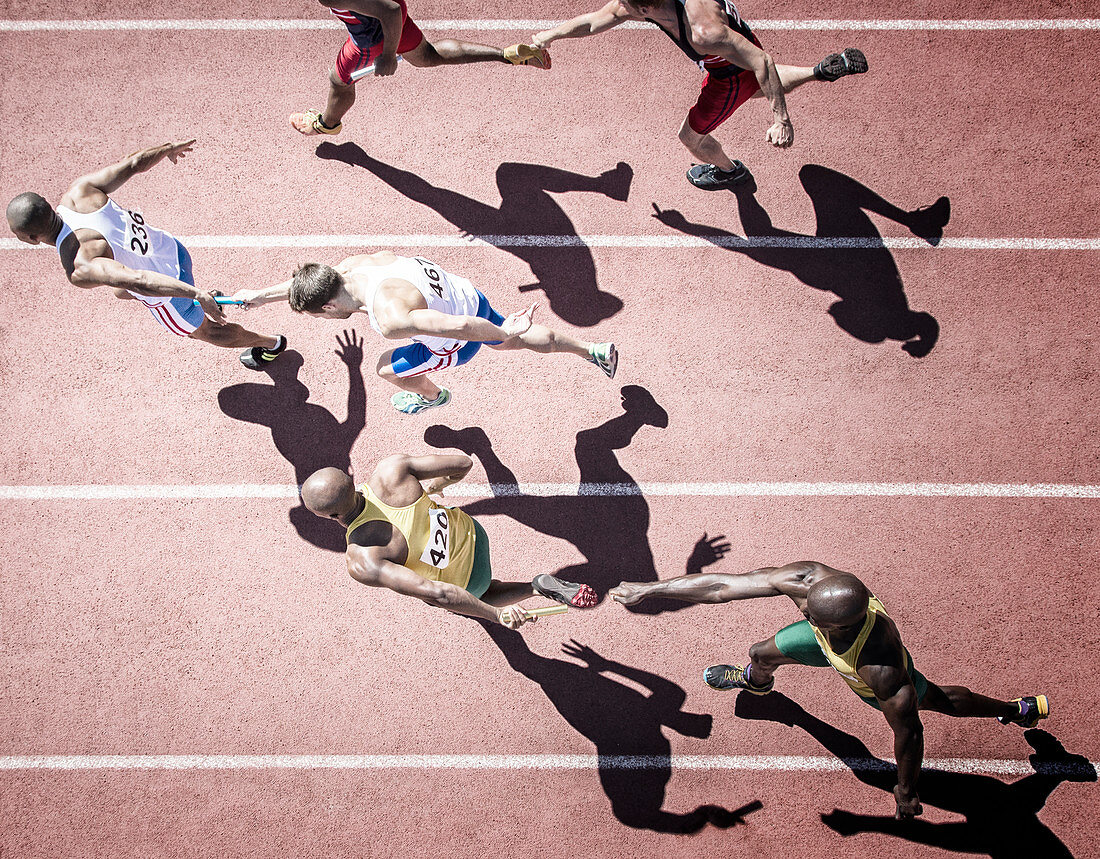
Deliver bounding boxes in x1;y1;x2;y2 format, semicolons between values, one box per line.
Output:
748;639;783;667
329;68;354;90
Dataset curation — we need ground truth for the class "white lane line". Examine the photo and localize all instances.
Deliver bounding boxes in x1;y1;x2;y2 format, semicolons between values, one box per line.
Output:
3;235;1100;251
3;483;1100;500
1;18;1099;32
0;753;1094;775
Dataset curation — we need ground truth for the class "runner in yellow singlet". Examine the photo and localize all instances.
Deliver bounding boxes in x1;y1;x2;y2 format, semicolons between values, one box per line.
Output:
300;455;598;629
610;562;1049;821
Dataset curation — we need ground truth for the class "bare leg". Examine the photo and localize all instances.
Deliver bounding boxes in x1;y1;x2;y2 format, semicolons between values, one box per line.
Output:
746;637;803;688
919;682;1019;720
488;324;592;359
480;580;538;606
403;38;506;67
749;64;818;98
376;350;442;399
321;70;356;129
189;322;280;350
678;119;738;172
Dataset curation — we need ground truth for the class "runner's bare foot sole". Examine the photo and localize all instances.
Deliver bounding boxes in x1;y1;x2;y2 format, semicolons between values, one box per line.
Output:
504;44;551;69
532;574;598;607
290;109;342;136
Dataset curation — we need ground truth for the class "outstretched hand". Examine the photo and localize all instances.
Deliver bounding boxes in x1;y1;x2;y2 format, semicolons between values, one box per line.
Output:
335;328;364;366
608;581;648;606
686;532;732;575
166;139;197;164
196;290;226;325
500;302;539;338
562;639;611;671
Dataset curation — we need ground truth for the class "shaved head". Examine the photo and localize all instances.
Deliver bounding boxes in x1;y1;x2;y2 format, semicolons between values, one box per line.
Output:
301;467;357;518
806;574;870;628
6;192;54;234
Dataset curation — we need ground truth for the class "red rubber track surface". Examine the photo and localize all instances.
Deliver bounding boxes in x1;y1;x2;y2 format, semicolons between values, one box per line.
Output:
1;2;1098;857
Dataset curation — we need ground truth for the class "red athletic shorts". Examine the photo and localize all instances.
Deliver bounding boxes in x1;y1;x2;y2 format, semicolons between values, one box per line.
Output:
334;0;425;84
687;65;762;135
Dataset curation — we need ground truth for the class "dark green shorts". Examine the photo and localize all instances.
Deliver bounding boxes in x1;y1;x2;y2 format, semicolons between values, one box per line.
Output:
465;517;493;599
772;619;928;710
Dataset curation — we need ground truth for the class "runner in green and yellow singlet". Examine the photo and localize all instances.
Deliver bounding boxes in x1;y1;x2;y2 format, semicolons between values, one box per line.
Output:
300;455;598;630
609;561;1049;821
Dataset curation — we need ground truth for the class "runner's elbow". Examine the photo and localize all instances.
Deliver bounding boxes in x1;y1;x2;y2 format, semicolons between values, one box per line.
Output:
690;25;725;51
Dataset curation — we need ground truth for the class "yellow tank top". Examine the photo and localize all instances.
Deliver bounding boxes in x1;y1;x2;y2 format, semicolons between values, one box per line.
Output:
345;484;477;589
809;595;912;699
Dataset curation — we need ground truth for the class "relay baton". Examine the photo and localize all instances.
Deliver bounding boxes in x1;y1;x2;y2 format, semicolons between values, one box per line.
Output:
193;296;246;307
500;604;569;625
350;54;404;82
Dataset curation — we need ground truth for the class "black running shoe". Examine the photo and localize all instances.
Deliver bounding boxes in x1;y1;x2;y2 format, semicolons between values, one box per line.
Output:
998;695;1050;728
687;162;753;191
240;335;287;371
703;664;774;695
814;48;869;82
532;574;598;608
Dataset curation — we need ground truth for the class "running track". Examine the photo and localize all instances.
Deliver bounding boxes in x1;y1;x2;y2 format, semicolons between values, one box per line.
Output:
1;1;1098;856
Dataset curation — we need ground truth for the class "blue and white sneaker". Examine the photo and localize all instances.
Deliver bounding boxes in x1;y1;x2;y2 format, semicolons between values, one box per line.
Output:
586;343;618;379
392;388;452;415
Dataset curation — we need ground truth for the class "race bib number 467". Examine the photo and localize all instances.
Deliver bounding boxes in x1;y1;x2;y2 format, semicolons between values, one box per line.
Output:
419;507;451;569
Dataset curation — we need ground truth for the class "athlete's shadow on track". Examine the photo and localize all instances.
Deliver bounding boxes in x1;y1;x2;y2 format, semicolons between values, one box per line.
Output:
316;141;629;326
426;385;722;612
217;332;367;552
736;692;1096;856
484;624;762;832
652;165;948;357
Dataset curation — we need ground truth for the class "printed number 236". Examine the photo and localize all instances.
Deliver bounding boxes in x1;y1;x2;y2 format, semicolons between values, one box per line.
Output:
127;210;150;254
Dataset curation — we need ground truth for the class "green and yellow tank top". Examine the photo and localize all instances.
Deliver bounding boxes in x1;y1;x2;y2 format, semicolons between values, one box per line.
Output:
345;484;477;589
809;595;913;700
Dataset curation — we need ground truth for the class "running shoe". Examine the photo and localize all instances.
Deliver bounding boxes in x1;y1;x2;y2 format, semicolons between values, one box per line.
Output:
703;664;774;695
392;388;452;415
586;342;618;379
239;335;287;370
289;109;342;136
813;48;868;82
504;44;551;69
998;695;1050;728
532;574;598;608
687;162;752;191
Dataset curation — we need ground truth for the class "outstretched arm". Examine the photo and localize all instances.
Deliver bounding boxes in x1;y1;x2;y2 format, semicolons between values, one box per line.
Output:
868;666;925;819
231;276;293;308
68;254;225;324
533;0;638;47
376;297;538;343
71;140;197;197
347;546;533;628
610;561;820;606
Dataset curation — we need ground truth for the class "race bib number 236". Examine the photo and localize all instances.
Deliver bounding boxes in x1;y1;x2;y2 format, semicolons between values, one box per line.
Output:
419;507;451;569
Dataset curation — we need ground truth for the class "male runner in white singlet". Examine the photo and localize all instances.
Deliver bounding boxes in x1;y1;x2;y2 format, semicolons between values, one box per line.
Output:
233;251;617;413
6;139;286;369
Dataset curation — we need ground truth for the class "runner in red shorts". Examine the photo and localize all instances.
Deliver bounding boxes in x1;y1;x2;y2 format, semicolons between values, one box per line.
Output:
534;0;869;190
291;0;552;137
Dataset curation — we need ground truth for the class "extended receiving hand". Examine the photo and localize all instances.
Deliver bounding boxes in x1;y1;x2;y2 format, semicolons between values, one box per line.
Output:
562;639;610;670
608;581;648;606
229;288;264;309
196;291;226;325
500;302;539;338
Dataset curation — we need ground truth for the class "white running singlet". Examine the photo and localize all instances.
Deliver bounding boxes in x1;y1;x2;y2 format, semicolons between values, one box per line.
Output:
359;255;481;355
56;199;183;304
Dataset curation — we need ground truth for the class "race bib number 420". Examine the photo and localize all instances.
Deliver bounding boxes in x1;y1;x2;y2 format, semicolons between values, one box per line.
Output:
419;507;451;569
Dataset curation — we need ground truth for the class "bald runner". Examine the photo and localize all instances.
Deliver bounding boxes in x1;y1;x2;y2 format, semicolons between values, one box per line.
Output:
302;457;598;628
610;562;1049;820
